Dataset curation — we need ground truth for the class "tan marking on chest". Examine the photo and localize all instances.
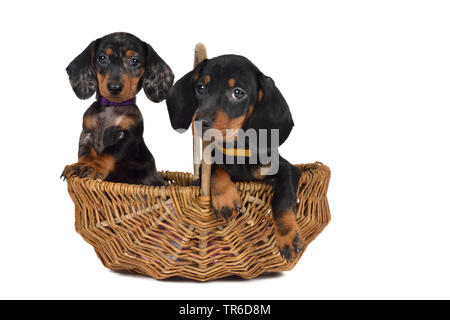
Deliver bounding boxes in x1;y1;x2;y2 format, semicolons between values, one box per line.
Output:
114;115;136;130
83;115;98;129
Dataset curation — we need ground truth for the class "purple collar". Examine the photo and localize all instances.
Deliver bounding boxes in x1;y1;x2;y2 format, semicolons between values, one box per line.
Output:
97;94;136;106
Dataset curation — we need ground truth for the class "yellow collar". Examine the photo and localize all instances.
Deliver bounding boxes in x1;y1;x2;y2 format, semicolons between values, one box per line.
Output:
214;142;252;157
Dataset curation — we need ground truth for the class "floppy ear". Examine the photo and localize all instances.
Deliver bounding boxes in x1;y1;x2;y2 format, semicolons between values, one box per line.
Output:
142;43;174;103
166;59;207;131
166;43;207;132
165;70;197;132
244;73;294;146
66;40;98;99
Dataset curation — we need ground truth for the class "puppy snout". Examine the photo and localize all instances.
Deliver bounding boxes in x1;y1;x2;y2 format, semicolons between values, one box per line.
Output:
196;117;213;129
107;82;123;95
195;109;216;130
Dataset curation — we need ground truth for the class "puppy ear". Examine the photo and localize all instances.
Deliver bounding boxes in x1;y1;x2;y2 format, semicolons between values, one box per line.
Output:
165;70;197;132
66;40;98;99
166;60;206;132
142;43;174;103
244;73;294;146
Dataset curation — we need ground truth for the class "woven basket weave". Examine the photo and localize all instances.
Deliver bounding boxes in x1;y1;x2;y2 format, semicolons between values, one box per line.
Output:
66;162;330;281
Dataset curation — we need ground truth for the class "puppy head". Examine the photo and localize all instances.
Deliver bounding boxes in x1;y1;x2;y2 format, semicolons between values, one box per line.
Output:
66;32;173;103
166;54;294;145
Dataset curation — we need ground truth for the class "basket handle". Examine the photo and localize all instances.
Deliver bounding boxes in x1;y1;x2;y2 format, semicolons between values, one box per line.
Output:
200;141;212;196
191;43;211;196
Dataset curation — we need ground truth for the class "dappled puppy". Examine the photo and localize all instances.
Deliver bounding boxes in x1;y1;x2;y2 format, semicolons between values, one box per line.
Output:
62;32;173;185
166;54;303;260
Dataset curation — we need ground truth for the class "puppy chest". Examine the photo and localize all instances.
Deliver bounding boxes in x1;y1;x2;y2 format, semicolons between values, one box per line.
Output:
82;108;135;153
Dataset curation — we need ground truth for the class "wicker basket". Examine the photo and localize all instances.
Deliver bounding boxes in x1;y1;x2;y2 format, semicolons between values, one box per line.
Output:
65;161;330;281
65;44;330;281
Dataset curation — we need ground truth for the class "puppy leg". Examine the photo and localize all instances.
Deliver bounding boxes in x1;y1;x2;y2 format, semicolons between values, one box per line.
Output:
61;137;98;179
61;147;116;180
268;158;304;261
73;154;115;180
78;127;135;180
61;112;100;179
62;126;130;180
211;166;242;222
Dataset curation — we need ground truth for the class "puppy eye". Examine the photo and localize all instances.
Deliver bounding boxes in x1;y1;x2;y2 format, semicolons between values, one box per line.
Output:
97;54;108;65
196;83;206;95
232;88;246;100
130;58;139;67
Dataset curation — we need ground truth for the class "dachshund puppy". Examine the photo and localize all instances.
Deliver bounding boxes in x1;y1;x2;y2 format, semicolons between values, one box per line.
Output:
62;32;173;185
166;54;303;260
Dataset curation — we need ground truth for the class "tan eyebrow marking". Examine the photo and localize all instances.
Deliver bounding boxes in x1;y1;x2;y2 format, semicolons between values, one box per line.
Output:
106;48;113;55
193;73;200;81
126;50;134;58
204;75;211;84
228;78;236;88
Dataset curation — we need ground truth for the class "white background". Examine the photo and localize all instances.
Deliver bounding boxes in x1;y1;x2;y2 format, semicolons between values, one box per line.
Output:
1;0;449;299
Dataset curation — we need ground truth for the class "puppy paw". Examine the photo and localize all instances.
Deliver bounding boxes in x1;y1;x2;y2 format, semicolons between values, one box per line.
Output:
60;162;108;181
276;229;305;261
211;184;242;223
78;163;109;180
61;163;85;180
274;211;305;261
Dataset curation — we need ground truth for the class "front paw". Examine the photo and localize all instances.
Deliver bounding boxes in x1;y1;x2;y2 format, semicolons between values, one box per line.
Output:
274;212;305;261
211;185;242;223
61;163;85;180
79;162;109;180
61;162;107;180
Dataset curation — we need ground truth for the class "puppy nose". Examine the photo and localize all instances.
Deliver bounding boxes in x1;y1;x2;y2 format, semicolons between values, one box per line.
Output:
197;118;213;129
107;83;122;95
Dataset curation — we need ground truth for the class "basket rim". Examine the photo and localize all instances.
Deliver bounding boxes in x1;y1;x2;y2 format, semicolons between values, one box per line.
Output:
66;161;329;193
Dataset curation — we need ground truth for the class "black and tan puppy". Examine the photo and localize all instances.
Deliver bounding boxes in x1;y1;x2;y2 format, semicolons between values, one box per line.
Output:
62;32;173;185
166;54;304;260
